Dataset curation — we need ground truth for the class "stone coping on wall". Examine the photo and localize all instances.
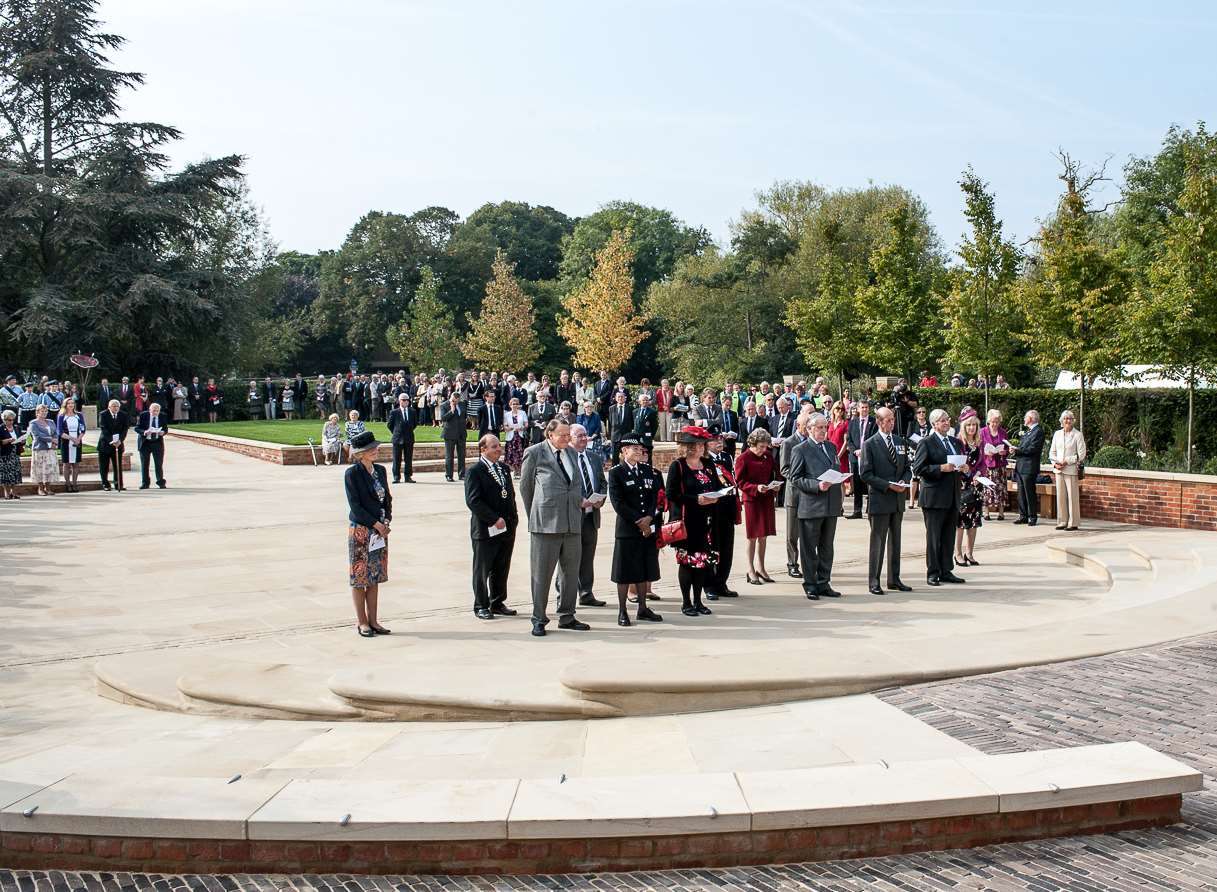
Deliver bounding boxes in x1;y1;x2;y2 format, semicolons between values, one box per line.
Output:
0;743;1199;873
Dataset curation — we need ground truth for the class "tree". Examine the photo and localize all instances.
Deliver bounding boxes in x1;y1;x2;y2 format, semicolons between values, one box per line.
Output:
1018;154;1131;430
387;266;462;372
1134;165;1217;470
559;228;646;372
783;218;866;381
314;207;458;357
942;168;1024;412
462;250;540;372
856;200;948;381
0;0;246;375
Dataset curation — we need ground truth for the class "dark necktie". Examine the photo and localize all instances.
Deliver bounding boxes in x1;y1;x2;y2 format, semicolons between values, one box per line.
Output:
554;450;570;484
579;453;592;497
887;435;897;464
941;435;953;455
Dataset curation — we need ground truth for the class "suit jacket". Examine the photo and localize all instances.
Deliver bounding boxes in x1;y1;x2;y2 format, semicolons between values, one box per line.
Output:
847;416;877;453
263;382;278;404
134;411;169;449
607;404;635;442
911;432;964;511
97;384;113;409
633;406;658;445
689;403;722;429
608;460;662;539
769;411;796;441
527;401;557;444
386;406;417;444
464;458;518;540
519;441;583;535
188;383;204;406
98;409;129;450
1013;424;1045;475
478;403;504;438
740;413;765;439
788;437;844;519
116;385;133;411
344;462;393;527
778;433;808;510
571;447;606;530
859;432;912;515
555;382;576;407
719;409;740;455
440;403;467;442
594;379;614;413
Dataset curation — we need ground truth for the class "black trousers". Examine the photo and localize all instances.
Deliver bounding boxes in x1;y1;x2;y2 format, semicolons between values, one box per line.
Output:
849;454;868;514
98;444;121;486
868;511;903;588
922;506;958;580
444;439;466;478
798;515;837;594
1016;468;1038;520
472;532;513;611
139;441;165;487
392;438;414;481
710;506;736;593
557;512;598;598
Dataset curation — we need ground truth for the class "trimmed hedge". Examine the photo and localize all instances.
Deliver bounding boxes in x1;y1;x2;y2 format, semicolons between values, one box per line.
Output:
1090;445;1137;469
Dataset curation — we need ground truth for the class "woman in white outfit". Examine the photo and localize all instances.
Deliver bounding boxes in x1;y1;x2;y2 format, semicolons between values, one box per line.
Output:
1049;410;1087;531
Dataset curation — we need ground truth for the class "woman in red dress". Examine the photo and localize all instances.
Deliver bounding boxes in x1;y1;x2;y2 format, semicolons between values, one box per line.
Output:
734;427;781;585
826;401;849;473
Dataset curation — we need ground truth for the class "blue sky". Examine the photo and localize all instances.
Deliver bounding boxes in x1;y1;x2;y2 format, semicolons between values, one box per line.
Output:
100;0;1216;255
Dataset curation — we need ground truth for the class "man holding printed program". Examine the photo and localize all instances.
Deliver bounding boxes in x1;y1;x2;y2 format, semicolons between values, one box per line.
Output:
787;413;845;601
911;408;969;586
859;407;913;595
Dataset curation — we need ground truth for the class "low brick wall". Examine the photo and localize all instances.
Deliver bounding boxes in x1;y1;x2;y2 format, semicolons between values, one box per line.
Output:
1079;467;1217;530
19;452;129;474
0;795;1181;875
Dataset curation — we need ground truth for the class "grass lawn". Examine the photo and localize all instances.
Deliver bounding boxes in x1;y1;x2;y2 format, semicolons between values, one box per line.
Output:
180;419;475;446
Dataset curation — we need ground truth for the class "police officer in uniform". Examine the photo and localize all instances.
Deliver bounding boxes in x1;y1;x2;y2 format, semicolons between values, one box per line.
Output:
607;434;664;626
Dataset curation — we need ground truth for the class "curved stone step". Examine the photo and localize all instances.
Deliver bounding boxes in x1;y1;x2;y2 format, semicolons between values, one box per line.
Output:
178;662;390;721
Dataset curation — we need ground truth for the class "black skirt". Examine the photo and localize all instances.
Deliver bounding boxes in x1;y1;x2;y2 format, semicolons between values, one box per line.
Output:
612;536;661;584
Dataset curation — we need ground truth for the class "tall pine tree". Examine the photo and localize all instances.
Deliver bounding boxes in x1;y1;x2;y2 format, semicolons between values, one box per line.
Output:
387;266;462;372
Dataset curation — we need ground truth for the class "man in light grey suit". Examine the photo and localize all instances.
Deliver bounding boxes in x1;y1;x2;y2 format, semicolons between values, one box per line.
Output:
779;413;809;579
519;419;591;636
788;413;846;601
556;423;608;608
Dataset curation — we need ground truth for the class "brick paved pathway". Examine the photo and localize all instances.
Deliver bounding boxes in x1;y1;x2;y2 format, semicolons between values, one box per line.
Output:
5;634;1217;891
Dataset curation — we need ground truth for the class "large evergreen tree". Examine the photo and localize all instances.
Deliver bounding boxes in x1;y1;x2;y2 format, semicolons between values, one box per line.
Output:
0;0;249;375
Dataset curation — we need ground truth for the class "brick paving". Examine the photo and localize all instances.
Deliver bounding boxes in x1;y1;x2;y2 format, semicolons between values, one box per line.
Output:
5;635;1217;891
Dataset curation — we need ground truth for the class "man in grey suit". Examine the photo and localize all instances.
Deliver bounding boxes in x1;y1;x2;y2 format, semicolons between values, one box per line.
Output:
519;419;591;636
779;413;809;579
556;423;608;608
787;413;845;600
859;407;914;595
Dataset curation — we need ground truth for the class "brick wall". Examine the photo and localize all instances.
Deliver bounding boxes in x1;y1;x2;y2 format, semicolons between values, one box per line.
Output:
1079;467;1217;531
0;795;1181;875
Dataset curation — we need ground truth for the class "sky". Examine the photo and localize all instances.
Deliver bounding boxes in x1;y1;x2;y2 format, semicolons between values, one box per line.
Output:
97;0;1217;255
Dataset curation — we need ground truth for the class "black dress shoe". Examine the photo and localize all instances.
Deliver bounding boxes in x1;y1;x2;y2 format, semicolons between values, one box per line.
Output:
101;484;111;491
557;618;590;631
805;591;820;600
1066;526;1079;531
1013;518;1027;525
941;573;966;584
695;605;713;615
722;589;739;598
445;476;454;482
788;565;803;578
157;482;166;489
531;622;547;637
890;582;913;592
139;484;149;489
405;477;416;483
821;588;842;598
869;586;885;595
578;595;607;607
846;513;863;520
1027;519;1038;526
475;608;494;619
927;577;941;586
618;612;631;627
681;606;700;616
637;607;663;622
357;626;376;638
705;591;720;601
371;624;391;634
392;478;401;484
492;606;518;616
1055;524;1067;530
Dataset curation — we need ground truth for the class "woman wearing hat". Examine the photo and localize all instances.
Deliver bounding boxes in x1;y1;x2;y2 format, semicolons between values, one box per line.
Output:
608;433;664;626
345;430;393;637
666;425;722;617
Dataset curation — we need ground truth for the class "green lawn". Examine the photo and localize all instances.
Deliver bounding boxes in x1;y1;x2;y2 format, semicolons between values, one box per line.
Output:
181;419;475;446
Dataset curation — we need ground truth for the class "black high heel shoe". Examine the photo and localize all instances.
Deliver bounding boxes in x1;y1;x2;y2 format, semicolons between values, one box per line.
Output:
746;572;763;585
758;572;776;583
695;604;713;615
370;624;392;635
357;625;375;638
681;605;700;617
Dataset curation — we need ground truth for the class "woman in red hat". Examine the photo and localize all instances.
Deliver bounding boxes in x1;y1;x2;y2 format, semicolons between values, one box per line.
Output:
665;425;722;616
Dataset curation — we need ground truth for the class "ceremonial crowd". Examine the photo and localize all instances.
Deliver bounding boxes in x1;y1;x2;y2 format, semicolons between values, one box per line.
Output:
340;371;1090;638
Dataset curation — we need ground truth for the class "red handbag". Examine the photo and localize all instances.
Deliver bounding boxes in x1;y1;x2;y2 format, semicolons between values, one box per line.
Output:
657;519;686;548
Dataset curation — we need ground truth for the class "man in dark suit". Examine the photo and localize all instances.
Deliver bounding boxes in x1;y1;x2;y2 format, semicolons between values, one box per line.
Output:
787;413;845;600
135;402;169;489
718;396;740;459
846;400;876;518
632;393;658;462
97;399;129;491
116;377;133;416
479;390;503;439
292;374;308;418
859;407;913;595
594;370;614;421
95;377;113;412
188;376;204;423
556;423;608;609
464;434;519;620
262;377;278;420
740;400;764;440
386;393;418;483
606;390;634;463
555;370;576;409
342;375;355;412
779;413;809;578
911;408;968;586
527;391;556;446
689;388;722;430
1012;409;1044;526
440;393;467;481
768;395;796;442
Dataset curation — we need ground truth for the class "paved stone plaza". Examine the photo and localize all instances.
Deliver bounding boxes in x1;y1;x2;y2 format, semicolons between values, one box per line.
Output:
2;437;1215;887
